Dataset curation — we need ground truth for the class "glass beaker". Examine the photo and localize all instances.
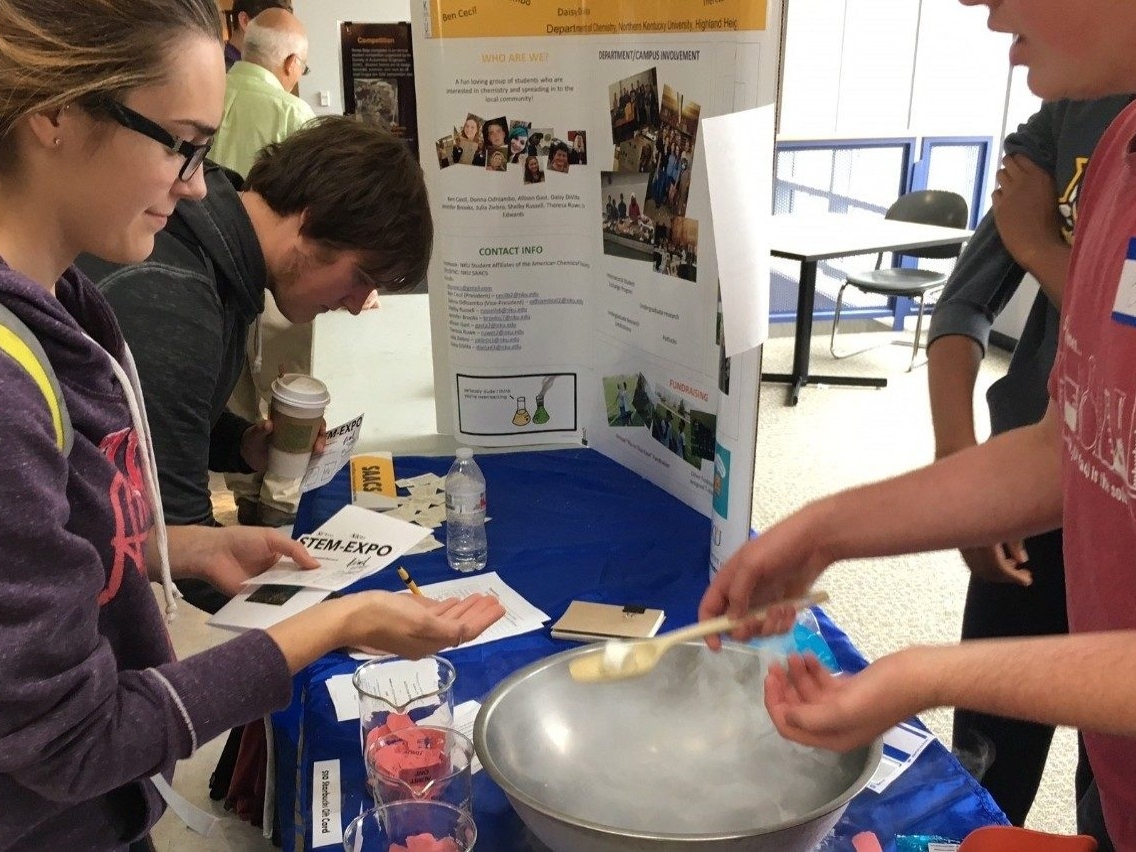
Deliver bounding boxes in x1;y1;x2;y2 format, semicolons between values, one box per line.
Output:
353;656;457;755
366;726;474;812
343;801;476;852
512;397;531;426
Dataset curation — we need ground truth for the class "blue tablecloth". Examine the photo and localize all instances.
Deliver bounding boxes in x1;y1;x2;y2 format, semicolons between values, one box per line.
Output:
273;448;1006;851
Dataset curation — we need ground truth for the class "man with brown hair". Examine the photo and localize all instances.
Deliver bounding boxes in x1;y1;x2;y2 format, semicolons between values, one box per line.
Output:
210;6;318;529
77;116;431;612
224;0;293;70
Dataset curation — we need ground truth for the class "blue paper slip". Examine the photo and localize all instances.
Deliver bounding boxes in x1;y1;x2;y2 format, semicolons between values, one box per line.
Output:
867;720;936;794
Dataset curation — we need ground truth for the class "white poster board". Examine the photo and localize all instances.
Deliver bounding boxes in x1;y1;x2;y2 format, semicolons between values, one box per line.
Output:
411;1;781;574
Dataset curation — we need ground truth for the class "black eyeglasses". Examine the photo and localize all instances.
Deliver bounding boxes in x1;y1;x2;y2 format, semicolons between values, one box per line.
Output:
99;99;212;181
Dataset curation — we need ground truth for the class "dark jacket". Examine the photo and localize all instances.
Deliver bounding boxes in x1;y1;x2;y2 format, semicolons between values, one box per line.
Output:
79;164;267;524
0;262;290;850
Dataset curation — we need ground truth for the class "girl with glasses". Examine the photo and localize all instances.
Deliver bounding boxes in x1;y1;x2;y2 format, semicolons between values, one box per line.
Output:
0;3;503;849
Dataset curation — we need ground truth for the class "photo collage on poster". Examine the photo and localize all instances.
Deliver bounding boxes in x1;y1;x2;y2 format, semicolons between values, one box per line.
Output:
436;113;587;185
599;370;716;471
601;69;700;283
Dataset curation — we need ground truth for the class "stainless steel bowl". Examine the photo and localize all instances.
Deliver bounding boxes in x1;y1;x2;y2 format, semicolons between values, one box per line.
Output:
475;641;881;851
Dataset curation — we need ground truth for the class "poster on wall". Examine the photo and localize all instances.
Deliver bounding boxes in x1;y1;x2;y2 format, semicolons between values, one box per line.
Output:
410;1;780;572
340;21;419;156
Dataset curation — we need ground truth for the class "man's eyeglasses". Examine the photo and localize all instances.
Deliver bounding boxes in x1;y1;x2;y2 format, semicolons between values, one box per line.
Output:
99;99;211;182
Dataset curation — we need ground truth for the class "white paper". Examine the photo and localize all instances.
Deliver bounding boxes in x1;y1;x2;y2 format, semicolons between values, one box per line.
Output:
207;584;332;632
865;720;936;794
343;572;548;650
405;535;443;554
703;106;774;356
414;571;549;649
406;483;446;502
452;700;483;775
325;673;361;723
327;668;448;724
357;657;456;721
327;665;453;722
396;473;441;488
302;414;364;493
371;472;446;531
324;682;482;776
246;505;429;591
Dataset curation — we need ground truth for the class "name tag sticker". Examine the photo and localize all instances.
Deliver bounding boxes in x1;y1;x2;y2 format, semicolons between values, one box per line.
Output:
1110;236;1136;327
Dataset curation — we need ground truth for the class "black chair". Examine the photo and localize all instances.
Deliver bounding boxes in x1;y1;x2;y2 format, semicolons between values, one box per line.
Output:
829;189;969;370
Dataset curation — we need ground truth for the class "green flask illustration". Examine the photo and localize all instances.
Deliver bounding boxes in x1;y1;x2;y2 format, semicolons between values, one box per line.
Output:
532;393;550;424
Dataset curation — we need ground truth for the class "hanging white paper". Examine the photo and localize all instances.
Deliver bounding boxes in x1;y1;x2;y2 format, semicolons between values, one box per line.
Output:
703;106;774;356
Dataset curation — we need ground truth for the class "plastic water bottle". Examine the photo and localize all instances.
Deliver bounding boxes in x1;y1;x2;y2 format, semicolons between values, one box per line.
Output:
445;447;488;572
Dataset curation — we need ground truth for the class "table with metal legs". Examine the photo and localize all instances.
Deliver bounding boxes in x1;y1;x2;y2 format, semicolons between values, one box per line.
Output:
764;214;971;405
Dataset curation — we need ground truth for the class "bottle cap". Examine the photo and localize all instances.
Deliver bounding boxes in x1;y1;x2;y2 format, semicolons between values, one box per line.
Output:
456;447;473;460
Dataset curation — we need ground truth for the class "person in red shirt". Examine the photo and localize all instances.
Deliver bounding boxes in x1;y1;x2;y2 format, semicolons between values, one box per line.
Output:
701;2;1136;847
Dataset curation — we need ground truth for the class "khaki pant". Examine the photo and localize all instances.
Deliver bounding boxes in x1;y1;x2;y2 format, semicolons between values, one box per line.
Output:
224;290;314;518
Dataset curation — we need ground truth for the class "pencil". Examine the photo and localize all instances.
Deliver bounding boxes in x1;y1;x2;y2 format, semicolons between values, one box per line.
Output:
397;566;423;596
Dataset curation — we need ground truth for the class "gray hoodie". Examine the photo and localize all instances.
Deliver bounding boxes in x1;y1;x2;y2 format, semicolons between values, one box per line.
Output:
0;262;291;850
78;164;267;524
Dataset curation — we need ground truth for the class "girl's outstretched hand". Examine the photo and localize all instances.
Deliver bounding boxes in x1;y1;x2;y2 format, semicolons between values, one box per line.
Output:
346;591;506;660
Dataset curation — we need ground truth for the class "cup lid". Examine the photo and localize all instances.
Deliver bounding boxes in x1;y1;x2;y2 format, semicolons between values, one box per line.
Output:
271;373;330;409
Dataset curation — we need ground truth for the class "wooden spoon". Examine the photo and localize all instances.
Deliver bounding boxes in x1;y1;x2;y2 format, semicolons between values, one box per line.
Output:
567;590;829;684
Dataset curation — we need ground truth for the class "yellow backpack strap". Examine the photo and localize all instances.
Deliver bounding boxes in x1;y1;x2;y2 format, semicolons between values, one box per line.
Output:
0;303;73;454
